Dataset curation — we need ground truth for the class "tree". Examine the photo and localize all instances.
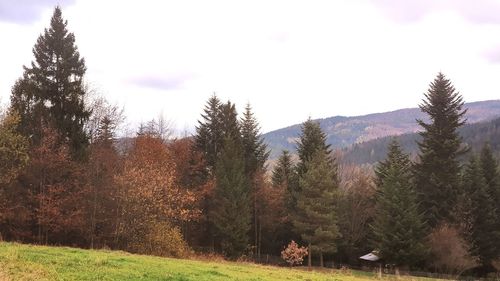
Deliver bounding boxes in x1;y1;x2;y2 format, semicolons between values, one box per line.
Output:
272;150;296;190
414;73;467;227
240;103;269;258
21;126;87;245
461;156;500;267
480;143;500;220
210;137;251;258
85;109;123;249
240;103;269;176
0;112;30;233
293;150;340;267
271;150;298;245
337;164;376;263
0;112;29;186
371;140;427;267
114;134;198;254
10;6;90;159
296;118;331;177
195;94;223;173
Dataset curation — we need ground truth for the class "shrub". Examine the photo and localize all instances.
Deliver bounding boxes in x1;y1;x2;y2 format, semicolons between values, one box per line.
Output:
427;224;477;274
281;240;308;267
129;222;190;258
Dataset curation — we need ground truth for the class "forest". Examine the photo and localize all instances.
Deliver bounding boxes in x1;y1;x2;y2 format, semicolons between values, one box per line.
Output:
1;6;499;278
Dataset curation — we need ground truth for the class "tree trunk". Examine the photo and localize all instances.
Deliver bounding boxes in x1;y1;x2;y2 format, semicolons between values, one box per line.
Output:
308;243;312;268
320;251;324;267
257;219;262;261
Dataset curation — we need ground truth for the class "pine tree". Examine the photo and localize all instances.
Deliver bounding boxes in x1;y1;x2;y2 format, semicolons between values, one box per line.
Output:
10;6;90;159
219;101;241;143
272;150;298;211
240;103;269;176
371;140;427;267
414;73;467;227
293;150;340;267
296;118;331;177
240;103;269;258
272;150;295;187
480;144;500;216
194;94;223;173
210;137;251;258
462;156;500;266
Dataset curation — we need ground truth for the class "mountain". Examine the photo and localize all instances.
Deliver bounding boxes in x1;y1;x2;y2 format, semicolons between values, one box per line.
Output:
341;116;500;165
263;100;500;160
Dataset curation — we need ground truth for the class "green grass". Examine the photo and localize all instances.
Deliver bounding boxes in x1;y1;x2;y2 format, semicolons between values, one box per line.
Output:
0;242;436;281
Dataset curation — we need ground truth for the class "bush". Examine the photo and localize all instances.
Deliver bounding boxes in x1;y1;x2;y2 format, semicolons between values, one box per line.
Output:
281;240;308;267
129;222;190;258
427;224;477;274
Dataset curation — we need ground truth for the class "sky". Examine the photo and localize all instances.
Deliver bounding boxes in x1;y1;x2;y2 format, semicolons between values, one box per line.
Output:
1;0;500;134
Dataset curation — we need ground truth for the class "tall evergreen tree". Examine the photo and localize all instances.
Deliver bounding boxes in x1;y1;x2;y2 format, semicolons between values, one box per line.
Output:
371;140;427;267
291;118;332;212
10;6;90;159
462;156;500;267
240;103;269;257
210;137;251;258
480;144;500;215
240;103;269;176
219;101;241;143
414;73;467;227
296;118;331;177
293;150;340;267
272;151;296;187
194;94;223;174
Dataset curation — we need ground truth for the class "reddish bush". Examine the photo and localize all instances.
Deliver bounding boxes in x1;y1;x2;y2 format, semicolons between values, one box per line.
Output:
281;240;308;267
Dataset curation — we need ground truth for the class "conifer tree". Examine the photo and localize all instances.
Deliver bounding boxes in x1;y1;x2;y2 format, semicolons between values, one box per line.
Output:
414;73;466;227
272;150;298;211
296;118;331;177
195;94;223;173
219;101;241;143
240;103;269;257
210;137;251;258
293;150;339;267
462;156;500;267
240;103;269;176
10;6;90;159
480;144;500;216
371;140;427;267
272;151;296;187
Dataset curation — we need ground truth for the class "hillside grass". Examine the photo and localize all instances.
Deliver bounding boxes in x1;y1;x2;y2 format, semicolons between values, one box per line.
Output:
0;242;437;281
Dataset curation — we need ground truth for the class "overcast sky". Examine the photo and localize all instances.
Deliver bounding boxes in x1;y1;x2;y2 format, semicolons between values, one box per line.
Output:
1;0;500;133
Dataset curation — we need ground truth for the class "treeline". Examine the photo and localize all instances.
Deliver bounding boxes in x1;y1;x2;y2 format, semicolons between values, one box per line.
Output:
1;7;500;277
341;115;500;166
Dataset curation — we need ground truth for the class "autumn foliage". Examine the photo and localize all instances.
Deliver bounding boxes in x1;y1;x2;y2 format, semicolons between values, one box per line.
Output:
281;240;308;267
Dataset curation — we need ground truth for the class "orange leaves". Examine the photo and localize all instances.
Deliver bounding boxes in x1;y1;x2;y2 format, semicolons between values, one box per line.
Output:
115;135;200;224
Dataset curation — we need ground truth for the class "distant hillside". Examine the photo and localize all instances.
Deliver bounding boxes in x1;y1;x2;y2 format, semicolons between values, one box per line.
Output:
341;116;500;165
263;100;500;160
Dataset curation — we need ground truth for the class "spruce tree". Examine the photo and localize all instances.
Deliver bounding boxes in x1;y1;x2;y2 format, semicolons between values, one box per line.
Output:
371;140;427;267
296;118;331;177
293;150;340;267
210;137;251;258
291;118;331;212
480;144;500;215
240;103;269;256
414;73;467;227
240;103;269;176
10;6;90;159
272;150;295;187
194;94;223;173
462;156;500;266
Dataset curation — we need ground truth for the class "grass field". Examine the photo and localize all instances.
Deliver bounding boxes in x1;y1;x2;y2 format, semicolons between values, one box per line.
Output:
0;242;437;281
